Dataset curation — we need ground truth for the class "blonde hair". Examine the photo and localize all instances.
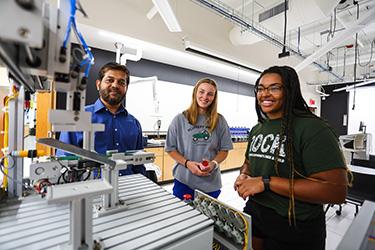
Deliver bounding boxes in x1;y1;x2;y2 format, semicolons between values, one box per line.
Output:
183;78;221;133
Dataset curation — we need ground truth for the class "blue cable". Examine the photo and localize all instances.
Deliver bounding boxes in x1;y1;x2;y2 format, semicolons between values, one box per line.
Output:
79;59;92;77
72;18;93;78
79;59;90;66
62;0;76;48
61;0;93;79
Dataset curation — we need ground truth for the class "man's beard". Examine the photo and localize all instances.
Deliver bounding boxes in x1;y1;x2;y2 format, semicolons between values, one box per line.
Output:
99;87;125;105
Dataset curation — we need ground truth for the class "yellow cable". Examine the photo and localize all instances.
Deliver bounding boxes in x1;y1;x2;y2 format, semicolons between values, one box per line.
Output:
94;168;101;180
1;86;19;196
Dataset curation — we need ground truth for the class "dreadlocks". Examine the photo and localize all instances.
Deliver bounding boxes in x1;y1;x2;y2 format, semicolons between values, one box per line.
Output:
254;65;351;226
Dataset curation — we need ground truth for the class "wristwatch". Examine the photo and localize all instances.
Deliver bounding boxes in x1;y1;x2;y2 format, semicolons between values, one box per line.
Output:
262;174;271;191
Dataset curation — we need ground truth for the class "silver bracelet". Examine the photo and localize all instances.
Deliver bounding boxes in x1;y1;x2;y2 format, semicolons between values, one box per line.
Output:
212;160;219;170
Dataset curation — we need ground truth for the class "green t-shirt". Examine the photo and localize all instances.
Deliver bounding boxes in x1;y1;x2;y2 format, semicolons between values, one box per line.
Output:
245;113;346;221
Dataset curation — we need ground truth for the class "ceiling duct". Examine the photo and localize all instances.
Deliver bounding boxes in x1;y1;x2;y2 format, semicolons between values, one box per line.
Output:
261;0;337;32
230;0;337;47
192;0;343;80
259;0;289;23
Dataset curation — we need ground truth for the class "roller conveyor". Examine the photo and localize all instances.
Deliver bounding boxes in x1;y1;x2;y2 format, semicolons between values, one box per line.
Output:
0;174;214;250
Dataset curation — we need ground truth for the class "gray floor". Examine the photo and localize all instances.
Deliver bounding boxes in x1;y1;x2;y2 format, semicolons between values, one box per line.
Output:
160;169;357;250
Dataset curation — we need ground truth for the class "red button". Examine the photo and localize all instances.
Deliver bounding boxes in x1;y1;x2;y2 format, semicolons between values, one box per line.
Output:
202;161;208;166
183;194;192;200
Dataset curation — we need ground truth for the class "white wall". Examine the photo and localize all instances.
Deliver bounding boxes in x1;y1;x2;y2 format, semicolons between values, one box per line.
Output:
348;87;375;155
126;76;192;133
126;76;257;134
217;91;257;129
0;67;9;86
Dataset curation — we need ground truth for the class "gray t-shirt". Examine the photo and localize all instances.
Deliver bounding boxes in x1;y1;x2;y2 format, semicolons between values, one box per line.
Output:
165;113;233;192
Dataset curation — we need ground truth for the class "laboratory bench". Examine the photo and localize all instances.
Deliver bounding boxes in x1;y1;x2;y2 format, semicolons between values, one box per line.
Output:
144;141;247;183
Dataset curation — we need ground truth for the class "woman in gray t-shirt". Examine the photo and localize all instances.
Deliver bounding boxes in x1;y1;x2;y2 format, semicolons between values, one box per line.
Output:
165;78;233;200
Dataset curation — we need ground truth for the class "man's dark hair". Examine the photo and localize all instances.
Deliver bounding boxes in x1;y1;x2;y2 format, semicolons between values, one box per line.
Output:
98;62;130;85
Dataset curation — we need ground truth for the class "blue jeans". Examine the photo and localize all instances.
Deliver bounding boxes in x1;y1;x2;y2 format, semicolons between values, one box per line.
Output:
172;179;221;201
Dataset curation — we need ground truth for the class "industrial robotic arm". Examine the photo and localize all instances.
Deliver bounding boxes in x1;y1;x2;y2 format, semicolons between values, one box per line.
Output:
0;1;155;249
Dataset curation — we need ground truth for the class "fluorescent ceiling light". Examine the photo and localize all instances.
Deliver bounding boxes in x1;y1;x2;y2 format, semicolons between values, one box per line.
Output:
152;0;181;32
184;40;261;76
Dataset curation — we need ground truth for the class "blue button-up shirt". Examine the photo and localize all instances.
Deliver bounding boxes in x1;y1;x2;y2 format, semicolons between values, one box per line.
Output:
56;98;145;175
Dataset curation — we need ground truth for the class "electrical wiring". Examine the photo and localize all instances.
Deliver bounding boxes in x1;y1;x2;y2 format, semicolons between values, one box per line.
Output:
1;151;51;194
327;8;337;42
76;168;91;181
0;153;15;170
0;153;36;192
36;180;51;193
57;160;89;184
62;168;79;183
94;168;100;180
1;85;19;196
352;1;360;111
56;159;93;183
57;165;68;184
55;159;68;180
357;38;375;67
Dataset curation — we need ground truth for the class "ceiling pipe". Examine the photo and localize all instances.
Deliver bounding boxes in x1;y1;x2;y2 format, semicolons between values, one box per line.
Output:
190;0;343;80
120;48;142;65
295;6;375;72
114;42;142;66
114;42;123;64
230;0;372;49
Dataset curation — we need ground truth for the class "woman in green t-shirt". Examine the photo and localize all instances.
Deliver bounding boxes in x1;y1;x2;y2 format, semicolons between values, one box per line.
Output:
234;66;348;250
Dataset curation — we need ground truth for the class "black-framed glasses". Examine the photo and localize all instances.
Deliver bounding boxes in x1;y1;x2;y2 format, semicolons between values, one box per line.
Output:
254;84;283;95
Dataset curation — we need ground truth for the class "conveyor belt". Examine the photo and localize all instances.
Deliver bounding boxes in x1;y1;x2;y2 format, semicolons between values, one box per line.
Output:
0;174;214;249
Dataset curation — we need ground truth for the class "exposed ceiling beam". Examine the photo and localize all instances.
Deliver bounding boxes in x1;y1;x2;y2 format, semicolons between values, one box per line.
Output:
336;15;364;48
295;5;375;72
333;78;375;92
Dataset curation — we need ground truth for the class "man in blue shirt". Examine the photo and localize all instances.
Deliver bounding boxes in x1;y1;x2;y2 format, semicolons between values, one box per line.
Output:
56;62;145;175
